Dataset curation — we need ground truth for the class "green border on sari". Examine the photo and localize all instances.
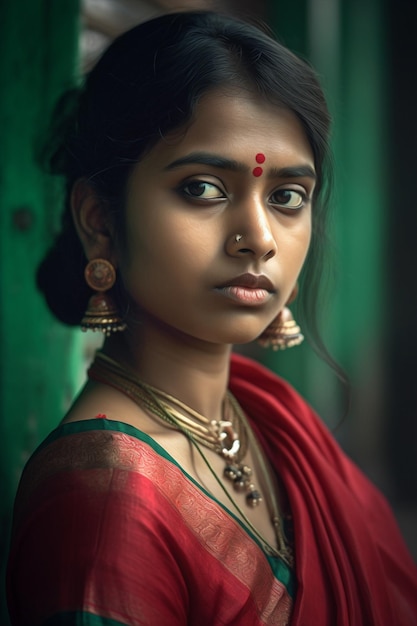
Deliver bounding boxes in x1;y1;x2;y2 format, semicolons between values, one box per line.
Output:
37;418;296;599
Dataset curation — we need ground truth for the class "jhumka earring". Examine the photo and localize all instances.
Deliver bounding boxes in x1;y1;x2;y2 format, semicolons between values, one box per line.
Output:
81;258;126;335
257;285;304;350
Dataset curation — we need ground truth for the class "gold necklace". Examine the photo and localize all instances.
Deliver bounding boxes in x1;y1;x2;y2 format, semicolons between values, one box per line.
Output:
88;351;293;566
90;352;261;506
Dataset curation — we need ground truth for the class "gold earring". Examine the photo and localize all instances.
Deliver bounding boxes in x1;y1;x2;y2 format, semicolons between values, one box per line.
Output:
81;259;126;335
257;286;304;350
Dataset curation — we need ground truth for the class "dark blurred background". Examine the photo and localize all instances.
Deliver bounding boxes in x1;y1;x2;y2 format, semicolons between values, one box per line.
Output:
1;0;416;622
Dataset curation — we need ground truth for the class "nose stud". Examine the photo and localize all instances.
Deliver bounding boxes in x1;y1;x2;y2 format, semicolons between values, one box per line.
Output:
226;234;245;256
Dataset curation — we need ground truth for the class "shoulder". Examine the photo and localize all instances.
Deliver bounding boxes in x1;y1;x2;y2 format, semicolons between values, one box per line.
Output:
25;418;163;473
229;353;346;466
12;419;183;528
8;419;191;626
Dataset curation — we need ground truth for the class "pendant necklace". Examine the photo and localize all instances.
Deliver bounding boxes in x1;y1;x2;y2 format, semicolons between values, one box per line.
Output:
88;351;294;566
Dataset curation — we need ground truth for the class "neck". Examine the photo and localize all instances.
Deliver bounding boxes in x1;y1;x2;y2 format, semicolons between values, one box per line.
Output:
101;319;232;422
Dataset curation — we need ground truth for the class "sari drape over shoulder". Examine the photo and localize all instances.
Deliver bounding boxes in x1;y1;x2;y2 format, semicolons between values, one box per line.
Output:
7;353;417;625
6;412;294;625
229;354;417;625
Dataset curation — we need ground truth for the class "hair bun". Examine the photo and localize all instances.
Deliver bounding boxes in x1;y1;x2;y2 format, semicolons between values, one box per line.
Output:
36;223;90;326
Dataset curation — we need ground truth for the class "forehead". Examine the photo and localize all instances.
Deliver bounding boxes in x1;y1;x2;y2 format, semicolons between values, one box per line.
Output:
140;90;315;170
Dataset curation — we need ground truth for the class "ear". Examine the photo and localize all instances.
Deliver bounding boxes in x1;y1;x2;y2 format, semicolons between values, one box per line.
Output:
71;179;117;264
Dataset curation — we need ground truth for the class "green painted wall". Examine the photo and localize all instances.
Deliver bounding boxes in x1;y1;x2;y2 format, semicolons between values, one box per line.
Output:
1;0;414;618
267;0;386;433
0;1;81;622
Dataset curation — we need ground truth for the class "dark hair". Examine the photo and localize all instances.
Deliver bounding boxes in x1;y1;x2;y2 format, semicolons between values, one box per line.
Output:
38;10;335;367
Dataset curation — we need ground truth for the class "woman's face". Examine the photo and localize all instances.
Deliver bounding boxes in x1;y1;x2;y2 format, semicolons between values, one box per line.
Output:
120;90;315;347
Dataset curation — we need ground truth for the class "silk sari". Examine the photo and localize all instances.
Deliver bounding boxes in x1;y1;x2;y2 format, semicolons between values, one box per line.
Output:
229;354;417;625
7;353;417;624
7;418;294;625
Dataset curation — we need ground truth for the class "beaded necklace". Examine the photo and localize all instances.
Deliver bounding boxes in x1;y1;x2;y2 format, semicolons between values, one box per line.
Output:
88;351;293;566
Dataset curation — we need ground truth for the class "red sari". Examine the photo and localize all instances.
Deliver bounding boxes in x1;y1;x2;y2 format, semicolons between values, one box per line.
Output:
7;354;417;625
229;354;417;625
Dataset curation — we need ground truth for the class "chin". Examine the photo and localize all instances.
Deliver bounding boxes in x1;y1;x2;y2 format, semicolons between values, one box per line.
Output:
223;329;265;346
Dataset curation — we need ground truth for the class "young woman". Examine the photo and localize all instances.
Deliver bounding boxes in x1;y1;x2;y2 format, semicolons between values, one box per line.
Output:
6;11;417;626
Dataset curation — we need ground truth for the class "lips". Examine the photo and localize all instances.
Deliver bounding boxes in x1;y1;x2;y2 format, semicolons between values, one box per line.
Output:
216;273;275;292
214;273;276;306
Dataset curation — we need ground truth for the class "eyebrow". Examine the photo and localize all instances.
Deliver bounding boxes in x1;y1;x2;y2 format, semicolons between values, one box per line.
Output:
165;152;246;173
164;151;316;180
269;165;317;181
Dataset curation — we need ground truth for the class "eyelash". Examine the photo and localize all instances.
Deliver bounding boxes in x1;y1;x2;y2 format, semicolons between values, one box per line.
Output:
270;189;307;210
179;180;226;201
178;178;308;210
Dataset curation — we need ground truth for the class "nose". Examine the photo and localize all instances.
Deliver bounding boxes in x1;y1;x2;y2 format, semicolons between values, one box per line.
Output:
225;198;277;260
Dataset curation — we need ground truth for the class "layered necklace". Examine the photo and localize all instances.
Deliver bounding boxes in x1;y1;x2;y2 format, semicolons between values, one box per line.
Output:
88;351;293;566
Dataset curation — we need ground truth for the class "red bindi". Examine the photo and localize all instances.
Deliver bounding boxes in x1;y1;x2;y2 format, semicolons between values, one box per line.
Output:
252;153;266;177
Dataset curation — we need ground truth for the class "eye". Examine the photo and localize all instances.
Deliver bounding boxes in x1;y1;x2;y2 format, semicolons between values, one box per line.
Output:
270;188;306;210
180;180;225;200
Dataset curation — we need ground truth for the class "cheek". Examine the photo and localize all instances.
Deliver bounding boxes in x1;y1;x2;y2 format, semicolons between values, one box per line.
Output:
117;219;152;295
298;212;312;254
119;220;201;299
301;225;312;260
280;218;311;266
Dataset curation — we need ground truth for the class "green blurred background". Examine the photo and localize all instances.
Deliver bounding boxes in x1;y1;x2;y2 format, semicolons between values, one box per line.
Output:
1;0;416;622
